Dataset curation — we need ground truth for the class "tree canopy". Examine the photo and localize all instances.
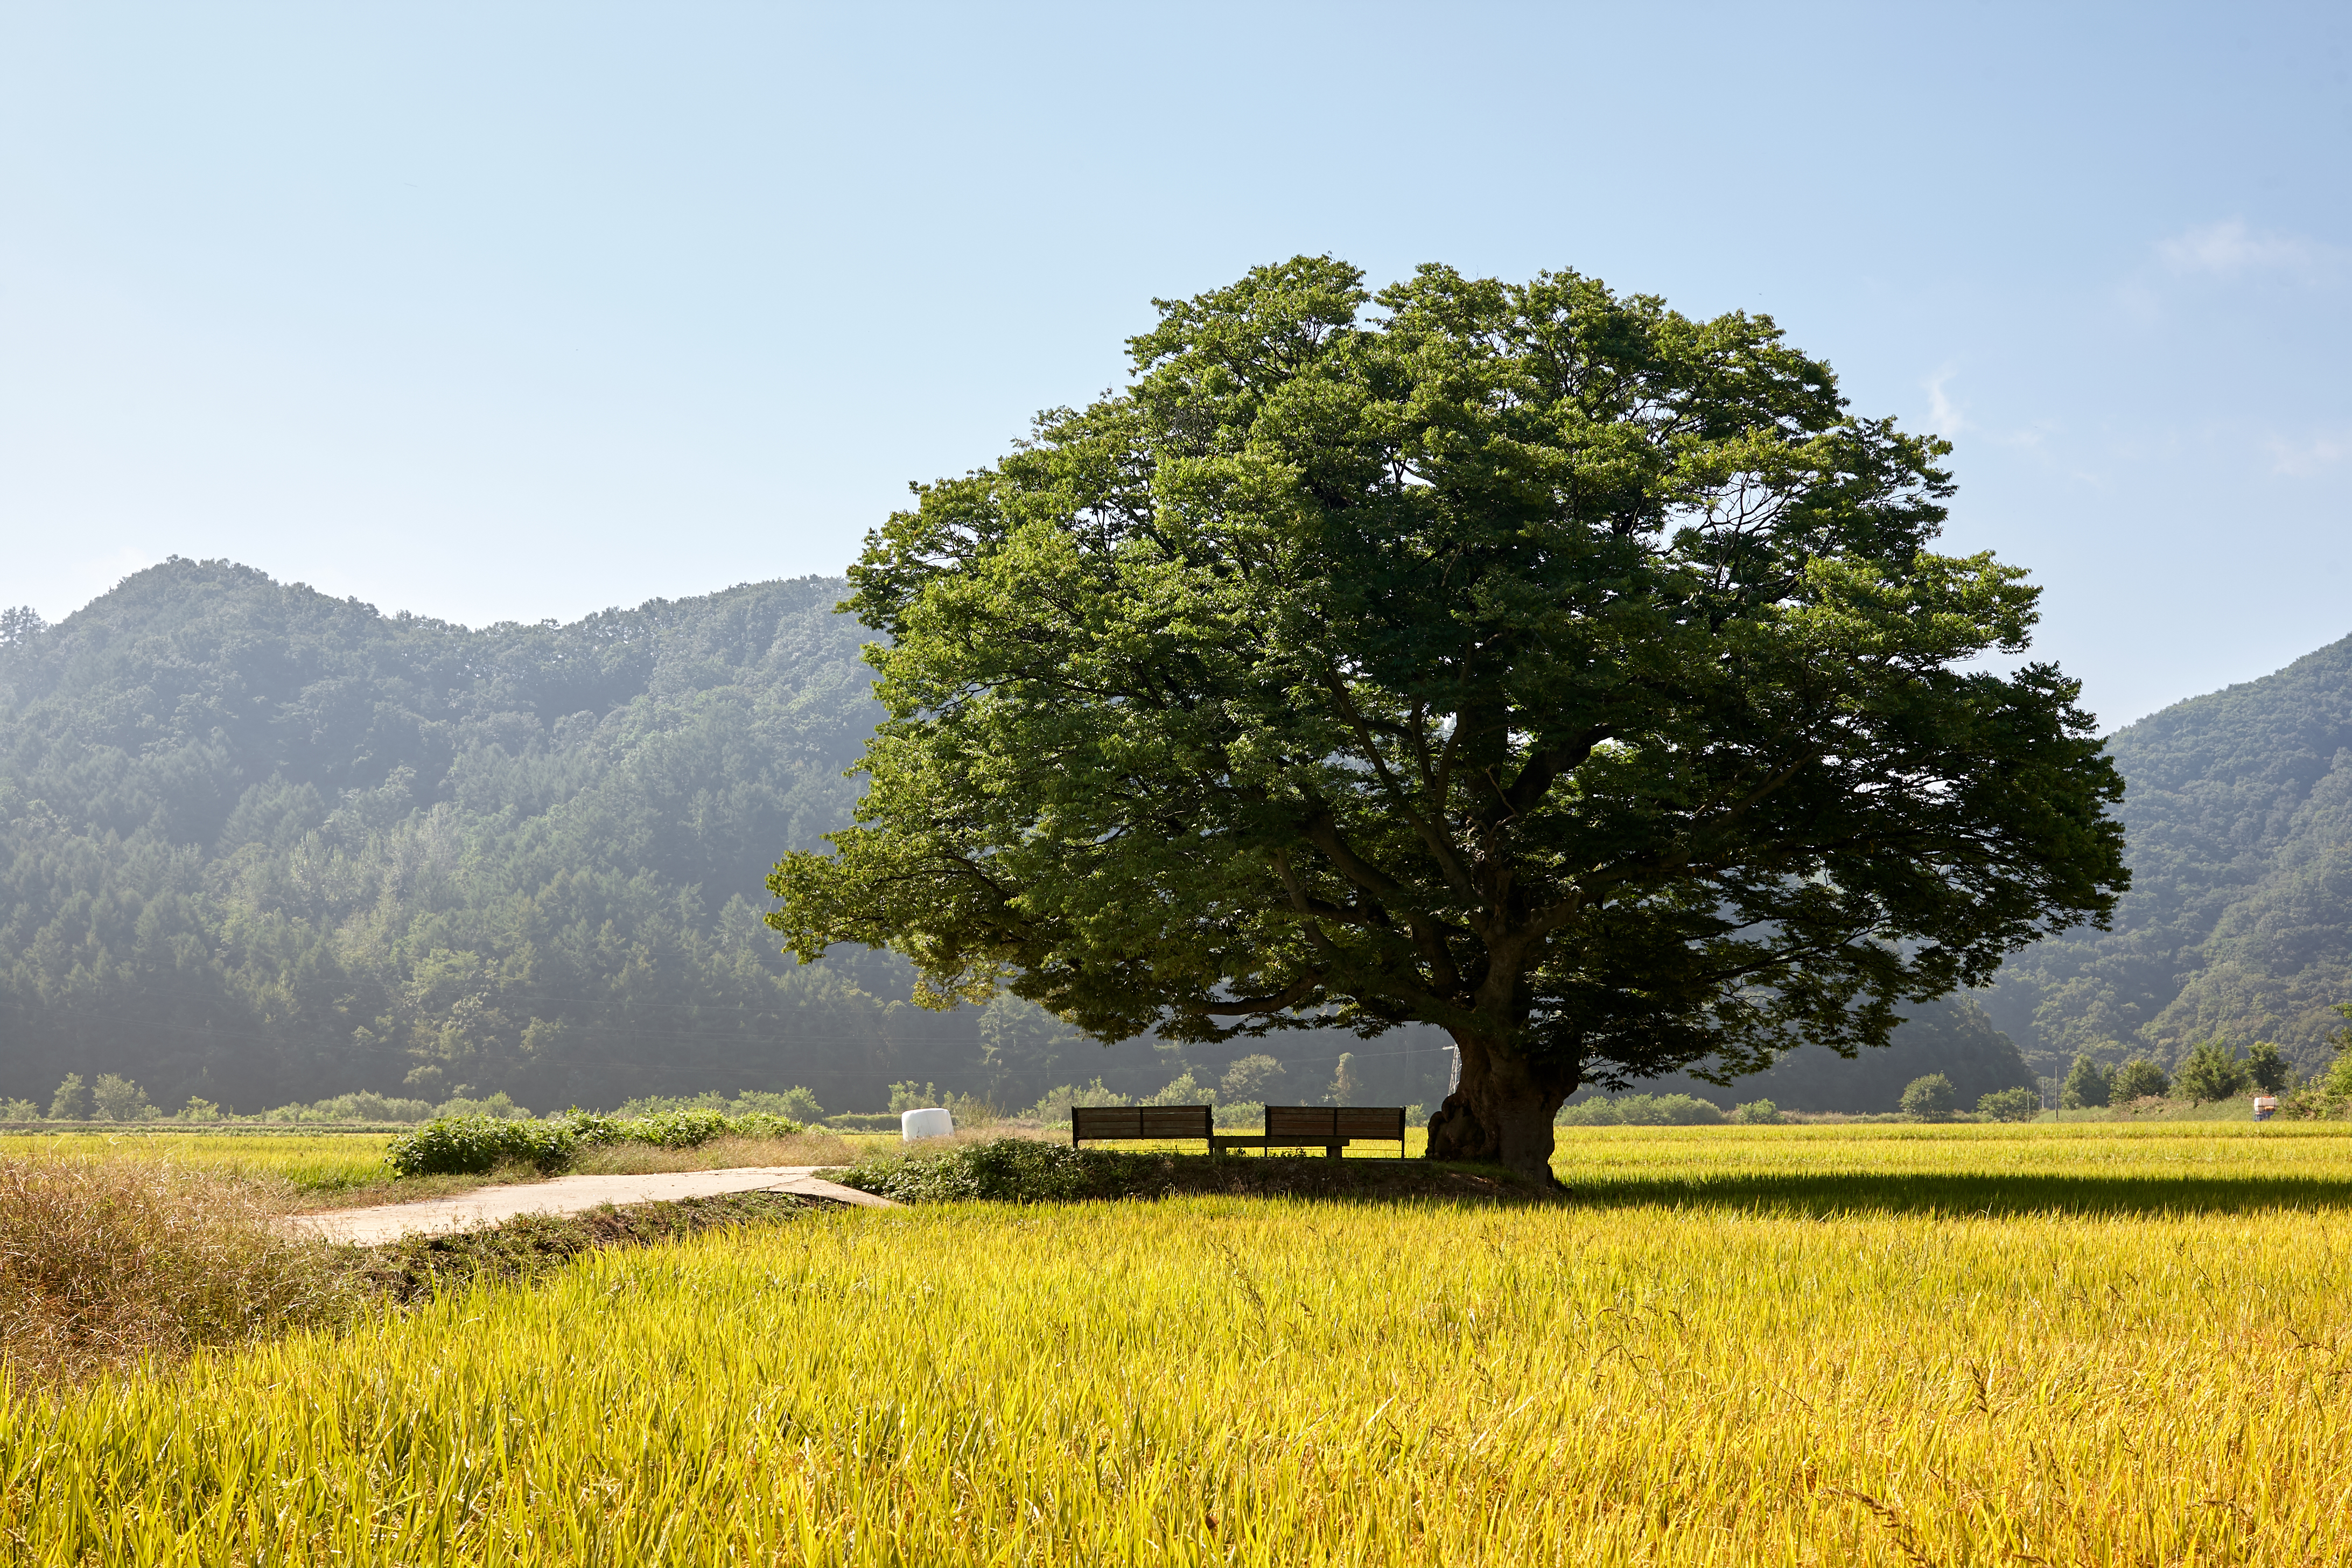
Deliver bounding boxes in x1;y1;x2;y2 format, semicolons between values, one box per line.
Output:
767;256;2130;1177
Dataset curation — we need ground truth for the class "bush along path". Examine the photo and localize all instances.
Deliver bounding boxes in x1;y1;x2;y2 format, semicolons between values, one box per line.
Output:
383;1107;808;1178
840;1137;1558;1205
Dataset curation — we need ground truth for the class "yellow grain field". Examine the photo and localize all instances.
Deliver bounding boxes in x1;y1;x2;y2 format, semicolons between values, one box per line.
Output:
4;1126;856;1206
7;1122;2352;1564
0;1131;400;1194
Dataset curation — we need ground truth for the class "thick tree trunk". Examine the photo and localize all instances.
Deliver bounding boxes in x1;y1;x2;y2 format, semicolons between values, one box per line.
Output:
1424;1034;1574;1186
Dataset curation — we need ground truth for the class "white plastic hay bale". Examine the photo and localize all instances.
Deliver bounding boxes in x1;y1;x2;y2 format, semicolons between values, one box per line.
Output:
900;1106;954;1141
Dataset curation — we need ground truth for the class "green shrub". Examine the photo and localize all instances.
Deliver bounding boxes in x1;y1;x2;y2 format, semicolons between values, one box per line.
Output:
260;1091;437;1124
842;1139;1156;1204
730;1088;824;1122
1900;1074;1958;1121
1628;1094;1721;1126
1977;1086;2043;1122
1558;1093;1724;1126
430;1091;533;1122
387;1104;808;1178
823;1112;907;1132
727;1112;808;1140
2111;1059;2169;1101
384;1117;579;1178
612;1088;824;1123
1728;1099;1781;1125
2282;1080;2347;1120
1143;1070;1213;1108
571;1107;803;1149
2245;1040;2292;1095
560;1112;630;1146
618;1107;736;1149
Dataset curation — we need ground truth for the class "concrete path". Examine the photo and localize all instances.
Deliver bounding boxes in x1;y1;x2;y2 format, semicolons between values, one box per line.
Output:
286;1166;893;1244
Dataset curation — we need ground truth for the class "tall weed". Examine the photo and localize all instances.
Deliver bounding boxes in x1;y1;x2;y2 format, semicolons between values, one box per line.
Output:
0;1156;347;1385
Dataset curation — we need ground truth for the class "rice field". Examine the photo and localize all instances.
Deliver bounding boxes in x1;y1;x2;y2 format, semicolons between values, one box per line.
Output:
1546;1121;2352;1213
3;1128;857;1206
0;1131;401;1195
7;1123;2352;1564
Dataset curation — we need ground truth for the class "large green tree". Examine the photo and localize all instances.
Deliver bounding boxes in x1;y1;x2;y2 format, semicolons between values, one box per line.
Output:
767;256;2129;1180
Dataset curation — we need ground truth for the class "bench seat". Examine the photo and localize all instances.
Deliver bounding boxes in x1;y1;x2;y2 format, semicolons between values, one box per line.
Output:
1070;1105;1212;1146
1068;1103;1409;1158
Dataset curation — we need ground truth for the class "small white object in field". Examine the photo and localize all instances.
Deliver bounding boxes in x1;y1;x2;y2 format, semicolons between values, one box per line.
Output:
901;1107;954;1140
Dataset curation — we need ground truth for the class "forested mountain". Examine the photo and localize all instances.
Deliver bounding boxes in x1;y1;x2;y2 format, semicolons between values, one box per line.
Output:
0;556;2062;1118
0;559;1455;1114
1983;629;2352;1078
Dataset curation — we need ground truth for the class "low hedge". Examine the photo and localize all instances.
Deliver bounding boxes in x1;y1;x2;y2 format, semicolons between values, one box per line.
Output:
837;1137;1557;1206
385;1108;806;1178
839;1139;1183;1204
385;1117;578;1178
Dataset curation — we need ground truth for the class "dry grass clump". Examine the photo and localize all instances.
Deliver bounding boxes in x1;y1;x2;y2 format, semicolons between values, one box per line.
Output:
0;1154;348;1385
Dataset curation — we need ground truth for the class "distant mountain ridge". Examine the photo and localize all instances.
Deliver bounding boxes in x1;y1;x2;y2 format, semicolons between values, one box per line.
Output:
1983;628;2352;1076
0;556;2151;1116
0;558;1454;1115
0;557;927;1111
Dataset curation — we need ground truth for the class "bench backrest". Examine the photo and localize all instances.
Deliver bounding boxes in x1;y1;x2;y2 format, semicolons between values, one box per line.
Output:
1264;1105;1407;1140
1070;1104;1210;1141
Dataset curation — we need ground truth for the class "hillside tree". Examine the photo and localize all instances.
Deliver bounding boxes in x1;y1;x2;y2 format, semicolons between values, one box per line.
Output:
2059;1052;2112;1109
2172;1039;2248;1103
2113;1058;2170;1101
767;256;2130;1180
2243;1039;2290;1094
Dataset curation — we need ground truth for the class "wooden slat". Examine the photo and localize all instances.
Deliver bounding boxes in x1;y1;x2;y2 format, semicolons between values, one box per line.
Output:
1072;1104;1211;1143
1138;1105;1212;1138
1334;1107;1405;1139
1070;1105;1144;1140
1265;1105;1339;1139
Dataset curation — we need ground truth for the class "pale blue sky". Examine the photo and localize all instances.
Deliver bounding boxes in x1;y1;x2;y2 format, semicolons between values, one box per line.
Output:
3;2;2346;728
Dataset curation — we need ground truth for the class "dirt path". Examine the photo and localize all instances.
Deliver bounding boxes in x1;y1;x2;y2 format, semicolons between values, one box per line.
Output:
285;1166;892;1243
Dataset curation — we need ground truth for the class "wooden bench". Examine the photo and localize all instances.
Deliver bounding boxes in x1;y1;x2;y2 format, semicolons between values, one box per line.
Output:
1213;1105;1408;1160
1069;1104;1212;1147
1068;1103;1409;1159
